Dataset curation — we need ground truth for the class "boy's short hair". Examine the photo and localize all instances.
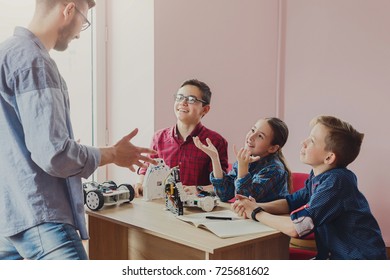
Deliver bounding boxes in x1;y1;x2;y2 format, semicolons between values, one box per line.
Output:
180;79;212;105
311;116;364;167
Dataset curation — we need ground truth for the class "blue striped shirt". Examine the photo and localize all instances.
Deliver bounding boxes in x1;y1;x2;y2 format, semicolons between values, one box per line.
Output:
211;153;289;202
0;27;100;239
287;168;387;259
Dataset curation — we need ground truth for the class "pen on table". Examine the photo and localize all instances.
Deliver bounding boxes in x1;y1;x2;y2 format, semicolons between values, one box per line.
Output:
205;216;235;220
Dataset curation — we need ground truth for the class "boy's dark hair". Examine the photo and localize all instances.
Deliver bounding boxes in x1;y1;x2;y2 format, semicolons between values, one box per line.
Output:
180;79;212;106
265;117;292;193
311;116;364;167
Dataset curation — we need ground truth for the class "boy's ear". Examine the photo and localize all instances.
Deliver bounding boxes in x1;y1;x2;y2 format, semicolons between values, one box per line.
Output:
324;152;336;165
201;105;210;118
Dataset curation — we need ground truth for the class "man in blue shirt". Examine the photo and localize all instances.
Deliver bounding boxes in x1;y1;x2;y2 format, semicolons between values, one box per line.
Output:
232;116;387;259
0;0;156;260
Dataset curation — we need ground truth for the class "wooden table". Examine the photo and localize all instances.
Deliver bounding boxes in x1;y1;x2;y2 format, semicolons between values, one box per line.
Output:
86;198;290;260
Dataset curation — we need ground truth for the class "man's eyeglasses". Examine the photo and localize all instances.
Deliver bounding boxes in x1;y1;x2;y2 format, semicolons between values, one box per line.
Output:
174;94;208;105
74;6;91;31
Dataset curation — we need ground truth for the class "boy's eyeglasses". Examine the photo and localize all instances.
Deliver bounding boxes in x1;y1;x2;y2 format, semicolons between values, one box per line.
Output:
74;6;91;31
174;94;207;105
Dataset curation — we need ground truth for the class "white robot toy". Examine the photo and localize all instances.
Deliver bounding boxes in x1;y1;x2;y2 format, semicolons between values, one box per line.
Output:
142;158;218;214
83;181;135;211
164;166;218;215
142;158;171;201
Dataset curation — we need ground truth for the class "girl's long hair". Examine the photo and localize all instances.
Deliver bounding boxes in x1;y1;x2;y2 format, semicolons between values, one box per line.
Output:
266;117;292;193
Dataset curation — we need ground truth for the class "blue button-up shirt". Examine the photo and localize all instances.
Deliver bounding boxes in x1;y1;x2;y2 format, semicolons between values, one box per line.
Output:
211;153;289;202
0;27;100;239
287;168;387;259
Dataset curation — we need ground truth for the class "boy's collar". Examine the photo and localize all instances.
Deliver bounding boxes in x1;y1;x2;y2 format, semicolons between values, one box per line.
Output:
173;122;203;140
311;165;340;177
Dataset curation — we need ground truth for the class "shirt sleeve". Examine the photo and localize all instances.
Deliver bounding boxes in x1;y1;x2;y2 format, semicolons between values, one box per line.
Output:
286;178;315;237
286;184;311;212
289;205;315;237
210;162;237;202
234;164;285;202
215;136;229;173
15;66;100;179
304;175;347;227
287;172;349;236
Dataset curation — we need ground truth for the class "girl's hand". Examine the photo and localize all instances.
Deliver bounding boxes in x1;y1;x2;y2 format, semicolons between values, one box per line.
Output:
193;136;219;160
233;145;261;178
194;136;223;178
233;145;261;165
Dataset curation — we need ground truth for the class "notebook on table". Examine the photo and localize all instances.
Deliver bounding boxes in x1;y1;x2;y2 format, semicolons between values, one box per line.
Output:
176;210;275;238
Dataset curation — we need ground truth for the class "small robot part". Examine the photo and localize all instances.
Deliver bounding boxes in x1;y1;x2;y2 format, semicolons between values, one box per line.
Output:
164;166;218;216
83;181;135;211
142;158;171;201
164;167;185;215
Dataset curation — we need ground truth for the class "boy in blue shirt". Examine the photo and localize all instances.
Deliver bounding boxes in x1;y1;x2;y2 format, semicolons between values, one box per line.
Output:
233;116;387;259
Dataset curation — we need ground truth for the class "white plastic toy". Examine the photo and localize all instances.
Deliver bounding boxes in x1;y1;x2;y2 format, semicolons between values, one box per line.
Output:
142;158;171;201
83;181;135;211
164;166;218;215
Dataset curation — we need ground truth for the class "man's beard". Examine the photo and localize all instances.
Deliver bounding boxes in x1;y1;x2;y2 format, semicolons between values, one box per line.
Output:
54;20;77;51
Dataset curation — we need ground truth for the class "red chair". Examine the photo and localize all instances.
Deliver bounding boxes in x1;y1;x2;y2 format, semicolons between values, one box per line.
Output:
291;172;309;193
289;247;317;260
227;163;233;172
289;172;317;260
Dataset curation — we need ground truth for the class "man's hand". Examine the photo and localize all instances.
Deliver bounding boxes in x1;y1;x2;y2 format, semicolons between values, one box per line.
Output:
99;128;157;172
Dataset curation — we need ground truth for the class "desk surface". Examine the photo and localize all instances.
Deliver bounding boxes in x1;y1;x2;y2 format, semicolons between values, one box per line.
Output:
87;198;289;259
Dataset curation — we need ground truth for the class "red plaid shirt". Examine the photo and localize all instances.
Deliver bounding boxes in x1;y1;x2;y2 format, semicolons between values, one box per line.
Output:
139;123;228;186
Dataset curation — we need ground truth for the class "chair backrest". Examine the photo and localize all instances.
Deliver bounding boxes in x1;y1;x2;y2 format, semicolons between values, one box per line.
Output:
291;172;309;193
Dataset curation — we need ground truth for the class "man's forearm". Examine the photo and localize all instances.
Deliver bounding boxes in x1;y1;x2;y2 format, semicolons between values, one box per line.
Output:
99;146;115;166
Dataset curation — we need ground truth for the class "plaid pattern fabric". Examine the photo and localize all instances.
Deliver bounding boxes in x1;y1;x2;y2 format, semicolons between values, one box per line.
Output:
211;153;289;202
139;123;228;186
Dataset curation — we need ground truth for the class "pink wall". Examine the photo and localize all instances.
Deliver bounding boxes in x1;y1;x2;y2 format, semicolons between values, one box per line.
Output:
282;0;390;245
154;0;280;161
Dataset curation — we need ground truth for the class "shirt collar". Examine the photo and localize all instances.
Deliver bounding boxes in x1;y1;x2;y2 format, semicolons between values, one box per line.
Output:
173;122;204;141
14;27;48;53
309;167;345;190
251;152;277;166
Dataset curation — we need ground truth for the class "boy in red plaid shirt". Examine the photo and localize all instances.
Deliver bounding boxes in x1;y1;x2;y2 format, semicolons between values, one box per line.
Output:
136;79;228;196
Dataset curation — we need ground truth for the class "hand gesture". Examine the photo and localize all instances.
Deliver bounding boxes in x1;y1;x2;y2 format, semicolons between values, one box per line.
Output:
193;136;219;161
233;145;260;166
114;129;157;172
231;194;257;219
100;128;157;172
